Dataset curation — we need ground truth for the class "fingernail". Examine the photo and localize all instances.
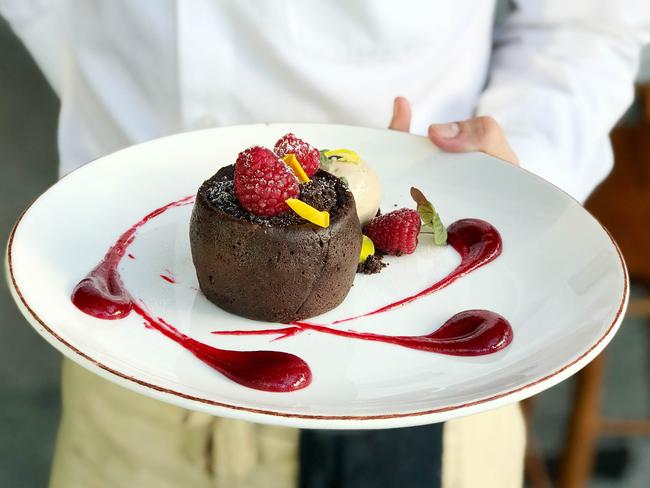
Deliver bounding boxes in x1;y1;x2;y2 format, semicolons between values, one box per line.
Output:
430;122;460;139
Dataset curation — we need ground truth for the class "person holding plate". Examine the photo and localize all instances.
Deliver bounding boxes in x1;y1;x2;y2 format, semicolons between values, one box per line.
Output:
1;1;649;487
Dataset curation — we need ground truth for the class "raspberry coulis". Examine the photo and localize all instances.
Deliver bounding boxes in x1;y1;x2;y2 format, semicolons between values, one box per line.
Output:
72;197;510;392
71;196;311;392
215;310;512;357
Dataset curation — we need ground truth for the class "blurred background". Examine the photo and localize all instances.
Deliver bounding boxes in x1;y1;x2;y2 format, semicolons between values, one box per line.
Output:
2;9;650;488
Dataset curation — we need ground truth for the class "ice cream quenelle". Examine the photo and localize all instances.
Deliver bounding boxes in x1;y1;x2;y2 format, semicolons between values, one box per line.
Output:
320;149;381;226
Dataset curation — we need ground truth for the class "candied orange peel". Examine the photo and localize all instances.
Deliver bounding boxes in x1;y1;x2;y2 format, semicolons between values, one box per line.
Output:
359;235;375;263
285;198;330;227
282;154;311;183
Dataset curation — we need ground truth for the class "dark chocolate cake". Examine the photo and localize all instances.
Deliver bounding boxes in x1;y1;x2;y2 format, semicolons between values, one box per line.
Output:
189;165;362;322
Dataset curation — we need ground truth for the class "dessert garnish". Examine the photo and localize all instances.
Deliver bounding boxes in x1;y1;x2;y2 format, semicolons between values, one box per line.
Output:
358;187;446;262
320;148;361;164
357;236;386;275
364;208;421;255
274;133;320;176
359;235;375;263
411;187;447;246
282;154;311;183
234;146;299;216
285;198;330;228
357;253;386;274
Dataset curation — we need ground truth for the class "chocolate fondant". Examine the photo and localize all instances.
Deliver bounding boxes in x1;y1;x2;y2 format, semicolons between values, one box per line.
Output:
189;165;362;323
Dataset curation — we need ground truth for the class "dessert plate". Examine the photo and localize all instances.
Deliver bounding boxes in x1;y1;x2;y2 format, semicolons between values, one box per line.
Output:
6;124;627;429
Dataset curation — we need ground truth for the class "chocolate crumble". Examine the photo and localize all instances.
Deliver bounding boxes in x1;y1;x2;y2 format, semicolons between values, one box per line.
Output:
357;253;387;274
299;177;337;212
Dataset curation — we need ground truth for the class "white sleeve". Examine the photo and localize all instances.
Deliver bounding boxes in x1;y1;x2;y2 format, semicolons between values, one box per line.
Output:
477;1;650;202
0;0;64;95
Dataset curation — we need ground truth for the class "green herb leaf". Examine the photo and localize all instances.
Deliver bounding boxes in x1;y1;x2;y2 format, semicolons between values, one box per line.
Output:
410;187;447;246
319;149;330;166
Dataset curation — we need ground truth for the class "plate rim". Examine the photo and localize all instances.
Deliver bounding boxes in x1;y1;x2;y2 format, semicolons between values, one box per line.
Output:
4;123;630;427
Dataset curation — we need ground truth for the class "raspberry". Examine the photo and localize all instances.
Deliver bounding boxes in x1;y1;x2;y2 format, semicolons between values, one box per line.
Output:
234;146;299;217
364;209;421;255
274;133;320;177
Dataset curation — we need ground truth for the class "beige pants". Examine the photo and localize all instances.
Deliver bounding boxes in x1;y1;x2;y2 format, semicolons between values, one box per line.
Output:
50;360;525;488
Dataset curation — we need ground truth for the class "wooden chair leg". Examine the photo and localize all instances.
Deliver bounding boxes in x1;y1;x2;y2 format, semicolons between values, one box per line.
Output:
642;83;650;123
557;353;606;488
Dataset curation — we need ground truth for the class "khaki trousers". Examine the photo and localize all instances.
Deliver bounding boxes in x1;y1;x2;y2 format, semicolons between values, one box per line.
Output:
50;359;525;488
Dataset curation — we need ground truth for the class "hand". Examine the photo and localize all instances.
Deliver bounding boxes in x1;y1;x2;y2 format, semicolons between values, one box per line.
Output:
389;96;519;165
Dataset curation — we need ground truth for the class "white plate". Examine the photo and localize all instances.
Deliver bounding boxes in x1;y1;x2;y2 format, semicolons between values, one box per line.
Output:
6;123;627;429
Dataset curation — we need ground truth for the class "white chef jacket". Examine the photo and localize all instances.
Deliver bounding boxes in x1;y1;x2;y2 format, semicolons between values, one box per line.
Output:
2;0;649;202
3;2;649;487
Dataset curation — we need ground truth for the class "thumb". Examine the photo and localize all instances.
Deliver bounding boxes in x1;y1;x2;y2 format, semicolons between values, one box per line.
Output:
428;116;519;165
388;96;412;132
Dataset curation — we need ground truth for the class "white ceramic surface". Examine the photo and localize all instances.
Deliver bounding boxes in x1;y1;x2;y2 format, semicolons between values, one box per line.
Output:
6;124;628;429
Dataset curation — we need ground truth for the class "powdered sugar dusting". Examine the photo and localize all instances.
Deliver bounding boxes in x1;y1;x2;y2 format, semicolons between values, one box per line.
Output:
274;133;320;177
204;165;345;227
234;146;299;216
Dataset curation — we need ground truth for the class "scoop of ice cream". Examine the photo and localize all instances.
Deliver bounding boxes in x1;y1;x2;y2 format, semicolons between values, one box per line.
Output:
321;158;381;226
